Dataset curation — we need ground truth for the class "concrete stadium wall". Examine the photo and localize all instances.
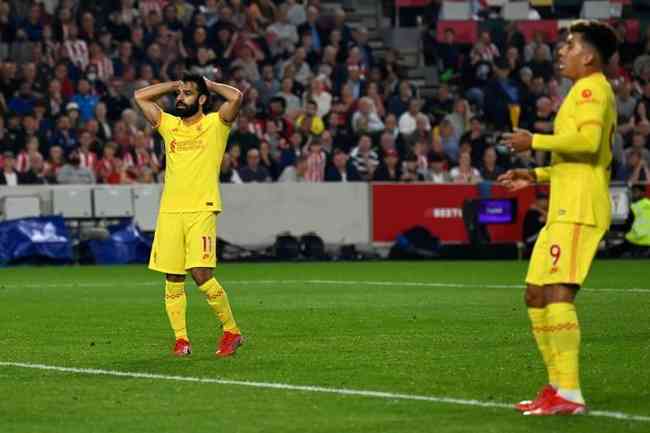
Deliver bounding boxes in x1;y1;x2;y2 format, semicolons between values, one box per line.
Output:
0;183;372;245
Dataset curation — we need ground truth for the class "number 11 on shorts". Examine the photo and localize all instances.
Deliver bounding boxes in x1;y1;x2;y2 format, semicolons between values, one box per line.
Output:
202;236;212;259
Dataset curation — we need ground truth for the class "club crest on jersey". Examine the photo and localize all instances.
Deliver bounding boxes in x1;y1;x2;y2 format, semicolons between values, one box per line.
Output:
581;89;592;99
169;139;176;153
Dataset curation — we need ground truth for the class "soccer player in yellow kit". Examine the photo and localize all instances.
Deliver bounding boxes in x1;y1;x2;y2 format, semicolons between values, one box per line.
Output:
499;21;619;415
134;74;244;358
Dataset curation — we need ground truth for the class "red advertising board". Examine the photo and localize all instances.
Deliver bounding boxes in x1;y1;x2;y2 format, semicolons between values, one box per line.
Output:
372;184;542;244
372;184;478;243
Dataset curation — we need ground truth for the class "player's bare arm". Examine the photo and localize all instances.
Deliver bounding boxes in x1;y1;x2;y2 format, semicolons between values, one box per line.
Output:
134;81;183;126
203;78;243;124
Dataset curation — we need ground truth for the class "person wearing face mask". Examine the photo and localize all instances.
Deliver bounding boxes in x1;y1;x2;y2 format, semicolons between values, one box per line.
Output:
56;149;95;184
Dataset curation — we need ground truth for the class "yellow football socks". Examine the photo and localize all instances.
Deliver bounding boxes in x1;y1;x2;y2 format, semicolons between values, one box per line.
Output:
199;278;240;334
546;302;584;404
528;308;559;388
165;280;188;341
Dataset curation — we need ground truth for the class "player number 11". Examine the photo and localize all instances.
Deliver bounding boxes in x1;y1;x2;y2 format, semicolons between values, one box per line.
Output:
202;236;212;254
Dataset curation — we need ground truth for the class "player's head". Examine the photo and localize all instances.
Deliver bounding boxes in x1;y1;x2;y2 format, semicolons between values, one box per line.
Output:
558;20;618;80
175;74;210;118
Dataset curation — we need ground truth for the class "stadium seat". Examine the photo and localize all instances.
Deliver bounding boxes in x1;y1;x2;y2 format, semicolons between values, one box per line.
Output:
440;1;472;20
581;1;612;19
53;188;92;218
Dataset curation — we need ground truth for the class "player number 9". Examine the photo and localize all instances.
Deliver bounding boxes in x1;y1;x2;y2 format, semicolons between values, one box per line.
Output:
550;244;561;266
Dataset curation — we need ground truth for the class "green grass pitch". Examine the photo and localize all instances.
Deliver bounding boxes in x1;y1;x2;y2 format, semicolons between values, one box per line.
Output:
1;260;649;433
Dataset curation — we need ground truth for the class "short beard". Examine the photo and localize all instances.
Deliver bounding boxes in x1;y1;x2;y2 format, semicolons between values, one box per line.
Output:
175;100;200;118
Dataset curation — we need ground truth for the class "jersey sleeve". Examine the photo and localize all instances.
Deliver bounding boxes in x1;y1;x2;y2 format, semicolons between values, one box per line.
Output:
532;80;606;154
213;112;232;148
156;112;178;142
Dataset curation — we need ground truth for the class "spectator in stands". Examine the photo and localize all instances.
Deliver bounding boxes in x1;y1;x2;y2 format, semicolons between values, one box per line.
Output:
406;113;432;150
445;98;472;137
400;153;425;182
484;57;521;131
279;154;308;182
298;5;323;54
0;151;24;185
505;46;523;81
480;147;504;181
49;113;77;155
57;150;95;184
295;100;324;136
527;44;554;82
435;118;460;163
450;151;482;184
373;148;401;182
255;63;280;107
304;139;326;182
276;77;301;114
77;130;97;173
330;7;351;48
624;133;650;167
303;76;331;118
398;98;422;136
15;136;42;173
259;140;280;181
436;27;461;73
625;149;650;184
429;154;451;184
349;134;378;181
240;148;271;183
22;153;47;185
387;81;412;119
470;31;500;64
96;142;121;184
352;96;384;135
325;148;361;182
220;152;243;184
524;31;552;63
282;46;312;88
461;116;488;168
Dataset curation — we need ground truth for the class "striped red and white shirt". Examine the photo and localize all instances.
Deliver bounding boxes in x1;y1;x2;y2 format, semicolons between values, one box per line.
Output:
89;55;114;81
79;151;98;173
305;151;326;182
16;151;44;173
64;39;89;71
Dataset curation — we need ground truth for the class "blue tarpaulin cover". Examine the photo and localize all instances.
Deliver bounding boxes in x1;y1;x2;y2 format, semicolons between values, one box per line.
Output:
0;216;73;265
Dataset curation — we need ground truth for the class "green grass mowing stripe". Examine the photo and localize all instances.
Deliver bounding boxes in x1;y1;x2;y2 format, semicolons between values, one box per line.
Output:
2;361;650;423
4;279;650;293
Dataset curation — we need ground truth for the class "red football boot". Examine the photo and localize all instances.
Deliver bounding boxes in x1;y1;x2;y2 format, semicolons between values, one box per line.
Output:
173;338;192;357
515;384;557;412
216;331;243;358
523;393;587;416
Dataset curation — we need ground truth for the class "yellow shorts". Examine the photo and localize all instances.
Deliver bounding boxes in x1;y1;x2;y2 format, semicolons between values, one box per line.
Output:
148;211;218;275
526;222;605;287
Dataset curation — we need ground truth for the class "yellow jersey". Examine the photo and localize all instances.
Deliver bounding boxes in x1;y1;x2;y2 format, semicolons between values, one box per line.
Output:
156;111;231;213
532;72;616;229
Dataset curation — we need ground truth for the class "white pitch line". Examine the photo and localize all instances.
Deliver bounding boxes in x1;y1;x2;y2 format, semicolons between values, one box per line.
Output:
0;361;648;423
4;279;650;293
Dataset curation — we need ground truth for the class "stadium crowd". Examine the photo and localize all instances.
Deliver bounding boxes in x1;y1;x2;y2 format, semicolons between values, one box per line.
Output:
0;0;649;186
